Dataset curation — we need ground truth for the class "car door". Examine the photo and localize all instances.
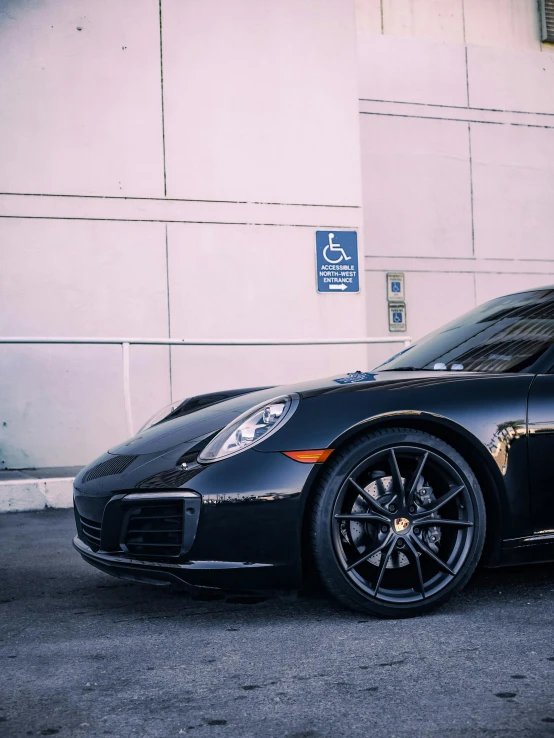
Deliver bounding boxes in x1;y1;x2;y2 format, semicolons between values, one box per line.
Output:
528;373;554;536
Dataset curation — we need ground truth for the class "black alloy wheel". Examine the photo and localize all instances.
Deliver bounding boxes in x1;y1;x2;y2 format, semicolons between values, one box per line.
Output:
310;428;486;618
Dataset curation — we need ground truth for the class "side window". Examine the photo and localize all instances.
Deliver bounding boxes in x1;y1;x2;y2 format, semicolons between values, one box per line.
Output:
378;290;554;373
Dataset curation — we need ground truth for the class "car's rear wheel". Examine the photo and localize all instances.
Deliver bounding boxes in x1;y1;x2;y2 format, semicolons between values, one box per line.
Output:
310;428;486;618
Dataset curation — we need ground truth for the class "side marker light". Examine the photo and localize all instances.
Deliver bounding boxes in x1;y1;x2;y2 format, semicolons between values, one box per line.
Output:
283;449;334;464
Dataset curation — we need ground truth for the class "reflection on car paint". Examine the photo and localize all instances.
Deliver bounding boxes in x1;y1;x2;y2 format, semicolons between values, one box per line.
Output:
334;372;376;384
486;420;526;476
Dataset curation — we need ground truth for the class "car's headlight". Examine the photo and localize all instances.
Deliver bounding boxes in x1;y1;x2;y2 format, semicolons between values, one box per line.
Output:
198;394;299;463
138;399;186;433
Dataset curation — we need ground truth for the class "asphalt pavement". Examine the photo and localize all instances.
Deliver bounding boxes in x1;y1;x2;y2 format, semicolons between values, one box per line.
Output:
1;509;554;738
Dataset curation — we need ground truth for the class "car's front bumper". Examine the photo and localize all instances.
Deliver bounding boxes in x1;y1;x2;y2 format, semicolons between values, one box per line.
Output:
73;449;320;591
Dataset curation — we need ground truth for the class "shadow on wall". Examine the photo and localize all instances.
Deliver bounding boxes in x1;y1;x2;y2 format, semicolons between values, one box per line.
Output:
0;0;43;27
0;340;378;468
0;344;130;469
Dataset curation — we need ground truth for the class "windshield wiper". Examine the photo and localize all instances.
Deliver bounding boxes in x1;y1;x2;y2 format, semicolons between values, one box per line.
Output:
380;366;421;371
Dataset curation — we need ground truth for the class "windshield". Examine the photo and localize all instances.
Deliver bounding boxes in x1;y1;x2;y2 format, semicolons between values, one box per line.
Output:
376;288;554;373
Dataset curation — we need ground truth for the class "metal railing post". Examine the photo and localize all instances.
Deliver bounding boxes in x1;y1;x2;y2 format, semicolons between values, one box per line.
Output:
121;342;134;436
0;336;414;440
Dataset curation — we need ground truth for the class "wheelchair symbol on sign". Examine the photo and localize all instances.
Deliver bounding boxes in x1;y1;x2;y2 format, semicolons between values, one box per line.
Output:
323;233;351;264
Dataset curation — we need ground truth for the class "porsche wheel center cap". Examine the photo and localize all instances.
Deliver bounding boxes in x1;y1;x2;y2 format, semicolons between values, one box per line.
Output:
394;517;410;534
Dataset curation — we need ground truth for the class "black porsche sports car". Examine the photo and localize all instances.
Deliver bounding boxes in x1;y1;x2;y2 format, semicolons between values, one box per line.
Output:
73;286;554;617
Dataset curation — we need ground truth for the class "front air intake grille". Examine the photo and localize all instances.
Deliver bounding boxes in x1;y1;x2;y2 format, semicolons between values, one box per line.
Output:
79;514;102;551
136;467;201;489
82;455;137;483
123;501;184;558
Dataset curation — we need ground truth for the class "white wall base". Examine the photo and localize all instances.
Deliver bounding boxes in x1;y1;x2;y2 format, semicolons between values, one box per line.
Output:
0;478;74;513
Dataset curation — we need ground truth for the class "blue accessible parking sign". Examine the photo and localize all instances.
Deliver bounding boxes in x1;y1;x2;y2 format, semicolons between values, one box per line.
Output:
316;231;359;293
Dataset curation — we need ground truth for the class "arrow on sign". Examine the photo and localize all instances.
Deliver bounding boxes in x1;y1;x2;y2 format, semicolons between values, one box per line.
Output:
329;284;347;291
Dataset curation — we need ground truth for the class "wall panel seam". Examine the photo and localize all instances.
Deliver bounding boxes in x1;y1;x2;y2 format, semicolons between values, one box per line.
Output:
464;45;470;107
359;98;554;118
359;111;554;130
467;122;475;257
365;268;554;275
365;255;554;263
0;192;360;209
0;215;359;229
164;224;172;403
158;0;167;197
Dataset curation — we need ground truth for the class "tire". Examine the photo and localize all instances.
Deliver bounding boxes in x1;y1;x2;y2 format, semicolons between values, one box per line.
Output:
310;428;486;618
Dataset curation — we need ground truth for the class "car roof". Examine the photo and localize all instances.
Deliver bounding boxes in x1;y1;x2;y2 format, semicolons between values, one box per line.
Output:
496;285;554;300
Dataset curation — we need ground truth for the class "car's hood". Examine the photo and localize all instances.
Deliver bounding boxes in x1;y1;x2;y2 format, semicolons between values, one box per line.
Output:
108;370;487;455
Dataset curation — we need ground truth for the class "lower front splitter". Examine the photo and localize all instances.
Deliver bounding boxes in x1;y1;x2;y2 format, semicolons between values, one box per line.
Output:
72;536;278;591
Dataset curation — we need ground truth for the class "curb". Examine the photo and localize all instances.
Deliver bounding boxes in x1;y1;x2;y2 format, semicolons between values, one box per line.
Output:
0;478;74;513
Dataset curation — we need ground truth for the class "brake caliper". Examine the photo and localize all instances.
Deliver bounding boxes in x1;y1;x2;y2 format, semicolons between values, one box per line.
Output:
416;484;441;553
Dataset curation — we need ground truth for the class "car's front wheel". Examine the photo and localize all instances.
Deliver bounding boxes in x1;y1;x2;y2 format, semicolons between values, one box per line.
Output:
310;428;486;618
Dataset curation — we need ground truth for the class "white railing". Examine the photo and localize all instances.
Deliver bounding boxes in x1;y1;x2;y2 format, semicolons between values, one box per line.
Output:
0;336;412;436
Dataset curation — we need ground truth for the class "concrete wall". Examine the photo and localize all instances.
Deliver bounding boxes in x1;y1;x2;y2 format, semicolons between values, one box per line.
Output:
356;0;554;367
0;0;365;467
2;0;554;467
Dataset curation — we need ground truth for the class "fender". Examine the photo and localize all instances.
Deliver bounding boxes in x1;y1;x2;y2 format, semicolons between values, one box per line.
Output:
329;409;509;499
302;410;513;566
